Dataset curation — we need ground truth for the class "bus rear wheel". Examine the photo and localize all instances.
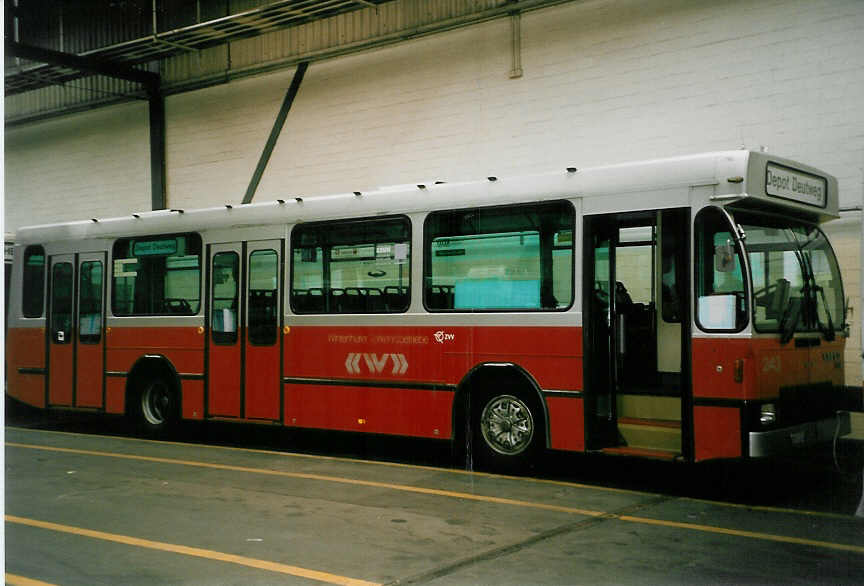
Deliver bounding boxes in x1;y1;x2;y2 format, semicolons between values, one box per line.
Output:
135;377;177;436
471;390;542;473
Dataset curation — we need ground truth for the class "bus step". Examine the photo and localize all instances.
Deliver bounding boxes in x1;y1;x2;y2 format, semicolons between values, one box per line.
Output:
601;446;682;461
617;417;681;452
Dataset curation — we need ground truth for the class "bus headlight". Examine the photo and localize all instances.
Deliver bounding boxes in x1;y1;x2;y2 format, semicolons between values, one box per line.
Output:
760;404;776;426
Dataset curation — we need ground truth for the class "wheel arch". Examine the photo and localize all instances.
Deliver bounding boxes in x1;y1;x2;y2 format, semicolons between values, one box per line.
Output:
125;354;182;417
451;362;550;451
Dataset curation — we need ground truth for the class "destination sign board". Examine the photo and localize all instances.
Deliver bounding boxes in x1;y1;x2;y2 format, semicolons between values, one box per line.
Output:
765;162;827;208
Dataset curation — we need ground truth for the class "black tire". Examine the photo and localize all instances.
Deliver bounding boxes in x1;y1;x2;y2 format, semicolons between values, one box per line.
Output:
470;388;544;474
135;376;178;436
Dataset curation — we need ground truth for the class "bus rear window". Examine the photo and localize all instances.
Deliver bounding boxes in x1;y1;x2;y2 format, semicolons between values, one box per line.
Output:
112;233;202;316
425;201;573;311
22;245;46;318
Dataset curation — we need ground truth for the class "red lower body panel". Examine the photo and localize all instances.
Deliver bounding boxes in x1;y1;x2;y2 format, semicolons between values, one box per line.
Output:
6;327;47;408
245;344;281;420
181;379;204;420
76;342;104;408
105;377;125;414
694;405;741;461
284;384;454;439
546;396;585;451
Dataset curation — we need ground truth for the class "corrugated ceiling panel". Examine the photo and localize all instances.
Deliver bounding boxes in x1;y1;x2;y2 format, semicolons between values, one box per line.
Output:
5;74;143;119
7;0;539;121
184;0;506;82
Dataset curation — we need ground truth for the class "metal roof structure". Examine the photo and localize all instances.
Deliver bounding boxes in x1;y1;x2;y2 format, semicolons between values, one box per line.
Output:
5;0;390;96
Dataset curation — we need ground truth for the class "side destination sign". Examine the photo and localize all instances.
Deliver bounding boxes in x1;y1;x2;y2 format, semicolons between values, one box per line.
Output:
765;162;827;208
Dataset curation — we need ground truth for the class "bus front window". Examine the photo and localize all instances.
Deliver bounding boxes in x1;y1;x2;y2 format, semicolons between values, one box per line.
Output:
695;207;748;332
736;213;845;340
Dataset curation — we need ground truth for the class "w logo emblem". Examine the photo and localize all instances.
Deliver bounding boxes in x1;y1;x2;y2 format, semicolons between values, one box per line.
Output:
345;353;408;375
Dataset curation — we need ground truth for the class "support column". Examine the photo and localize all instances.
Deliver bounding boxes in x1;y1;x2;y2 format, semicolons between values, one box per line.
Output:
243;62;309;205
148;84;166;211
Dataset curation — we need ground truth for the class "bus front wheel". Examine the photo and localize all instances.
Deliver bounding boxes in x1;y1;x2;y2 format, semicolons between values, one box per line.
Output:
471;391;542;473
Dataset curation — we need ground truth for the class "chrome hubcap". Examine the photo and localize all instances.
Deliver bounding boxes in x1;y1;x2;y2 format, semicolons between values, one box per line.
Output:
480;395;534;456
142;383;170;425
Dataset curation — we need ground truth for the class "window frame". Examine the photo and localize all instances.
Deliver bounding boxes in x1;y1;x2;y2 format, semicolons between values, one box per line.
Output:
78;260;104;345
423;200;575;313
694;206;750;333
247;248;279;346
111;232;203;317
22;245;46;319
289;215;412;315
50;261;74;344
211;250;240;345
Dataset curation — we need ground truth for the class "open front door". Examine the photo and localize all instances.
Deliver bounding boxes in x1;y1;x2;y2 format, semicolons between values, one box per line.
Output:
583;210;690;458
583;216;616;448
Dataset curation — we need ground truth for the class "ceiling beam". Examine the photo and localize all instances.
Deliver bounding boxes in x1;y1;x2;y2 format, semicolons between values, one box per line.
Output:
6;41;160;91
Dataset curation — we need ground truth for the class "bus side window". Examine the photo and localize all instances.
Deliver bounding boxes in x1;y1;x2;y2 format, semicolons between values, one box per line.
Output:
112;234;202;316
22;245;46;318
424;201;574;312
291;217;411;314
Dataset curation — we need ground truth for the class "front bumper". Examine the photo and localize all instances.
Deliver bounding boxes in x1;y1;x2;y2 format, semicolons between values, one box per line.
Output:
748;411;851;458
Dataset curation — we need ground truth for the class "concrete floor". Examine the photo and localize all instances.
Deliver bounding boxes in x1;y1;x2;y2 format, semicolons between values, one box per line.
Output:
5;422;864;585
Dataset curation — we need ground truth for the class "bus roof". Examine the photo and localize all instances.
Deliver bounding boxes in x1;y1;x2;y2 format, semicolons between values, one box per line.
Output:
15;150;838;245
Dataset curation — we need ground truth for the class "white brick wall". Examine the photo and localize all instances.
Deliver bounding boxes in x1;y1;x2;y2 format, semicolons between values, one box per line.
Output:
824;215;863;386
5;102;151;229
5;0;864;383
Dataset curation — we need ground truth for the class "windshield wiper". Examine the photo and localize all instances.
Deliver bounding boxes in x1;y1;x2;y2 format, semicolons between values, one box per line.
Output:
798;248;836;342
813;284;836;342
791;230;834;342
779;296;802;345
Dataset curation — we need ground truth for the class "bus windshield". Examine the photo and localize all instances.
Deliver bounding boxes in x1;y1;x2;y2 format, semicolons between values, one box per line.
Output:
735;212;845;341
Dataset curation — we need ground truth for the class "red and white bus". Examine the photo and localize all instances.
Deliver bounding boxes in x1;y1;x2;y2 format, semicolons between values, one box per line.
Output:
5;150;851;470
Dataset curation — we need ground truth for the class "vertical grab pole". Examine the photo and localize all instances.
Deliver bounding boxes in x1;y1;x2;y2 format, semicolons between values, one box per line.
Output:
243;62;309;205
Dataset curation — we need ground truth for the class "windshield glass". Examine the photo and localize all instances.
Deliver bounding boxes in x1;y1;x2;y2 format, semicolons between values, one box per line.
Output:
735;212;845;338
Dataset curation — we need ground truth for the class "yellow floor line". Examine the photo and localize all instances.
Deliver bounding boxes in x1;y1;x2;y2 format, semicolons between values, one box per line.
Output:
8;441;864;555
5;573;58;586
6;515;379;586
5;442;604;517
680;496;853;520
5;426;643;494
619;515;864;554
10;426;858;521
5;427;853;519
